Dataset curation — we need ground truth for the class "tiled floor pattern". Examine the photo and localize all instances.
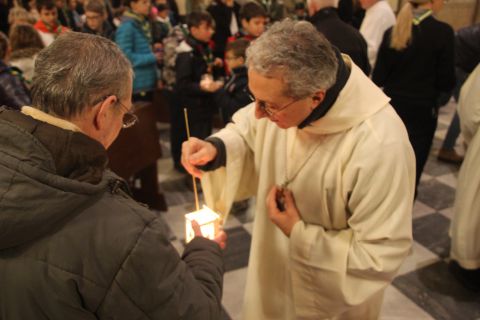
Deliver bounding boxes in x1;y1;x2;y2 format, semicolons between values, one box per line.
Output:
154;100;480;319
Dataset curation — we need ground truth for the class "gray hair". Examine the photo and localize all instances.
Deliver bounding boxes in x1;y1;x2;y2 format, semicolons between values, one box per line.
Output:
31;32;132;118
246;19;338;99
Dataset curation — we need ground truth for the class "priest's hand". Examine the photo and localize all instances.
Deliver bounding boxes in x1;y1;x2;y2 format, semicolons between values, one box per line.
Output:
181;137;218;178
266;186;301;237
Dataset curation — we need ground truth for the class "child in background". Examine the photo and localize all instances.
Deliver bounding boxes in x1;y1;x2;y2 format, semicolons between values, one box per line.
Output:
213;38;250;123
34;0;69;46
8;23;44;84
151;0;171;43
228;1;266;42
116;0;160;101
170;11;222;173
82;0;115;40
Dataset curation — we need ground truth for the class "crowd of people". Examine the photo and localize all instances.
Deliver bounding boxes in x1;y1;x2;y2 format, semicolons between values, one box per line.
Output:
0;0;479;318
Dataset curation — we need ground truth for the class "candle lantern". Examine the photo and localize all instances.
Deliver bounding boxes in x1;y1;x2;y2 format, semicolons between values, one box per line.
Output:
185;205;221;243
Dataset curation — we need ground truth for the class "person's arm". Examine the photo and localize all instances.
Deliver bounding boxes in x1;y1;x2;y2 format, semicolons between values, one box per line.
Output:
371;29;392;87
97;216;225;319
115;22;157;68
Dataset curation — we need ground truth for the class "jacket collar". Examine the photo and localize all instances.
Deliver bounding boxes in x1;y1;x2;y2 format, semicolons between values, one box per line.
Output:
302;55;391;135
309;7;339;23
3;107;108;184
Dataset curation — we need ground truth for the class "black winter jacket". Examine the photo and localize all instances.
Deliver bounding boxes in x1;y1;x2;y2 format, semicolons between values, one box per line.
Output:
174;36;216;121
455;23;480;74
309;7;371;75
213;66;250;123
372;16;455;102
0;107;224;319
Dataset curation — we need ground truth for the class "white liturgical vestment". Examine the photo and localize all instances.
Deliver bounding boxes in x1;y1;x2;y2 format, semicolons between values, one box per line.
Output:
450;64;480;269
202;58;415;319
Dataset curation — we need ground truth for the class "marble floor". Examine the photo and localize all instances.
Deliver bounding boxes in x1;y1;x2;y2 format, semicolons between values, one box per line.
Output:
154;99;480;319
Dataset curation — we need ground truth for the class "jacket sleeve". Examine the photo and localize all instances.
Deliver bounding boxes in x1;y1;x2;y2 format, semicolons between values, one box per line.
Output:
97;216;224;319
288;123;415;318
175;52;208;96
115;22;157;68
202;104;258;221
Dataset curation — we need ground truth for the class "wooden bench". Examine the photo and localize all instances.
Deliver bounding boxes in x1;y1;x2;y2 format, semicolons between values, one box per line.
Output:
107;101;167;211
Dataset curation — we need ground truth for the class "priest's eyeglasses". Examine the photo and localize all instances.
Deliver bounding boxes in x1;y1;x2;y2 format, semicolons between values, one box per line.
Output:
248;92;300;117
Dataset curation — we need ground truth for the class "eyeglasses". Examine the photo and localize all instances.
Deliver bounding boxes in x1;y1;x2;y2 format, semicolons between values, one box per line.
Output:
115;99;138;129
94;95;139;129
248;92;300;117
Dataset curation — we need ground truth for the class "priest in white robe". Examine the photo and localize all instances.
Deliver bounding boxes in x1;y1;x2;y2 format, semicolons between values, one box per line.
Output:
181;19;415;320
449;64;480;290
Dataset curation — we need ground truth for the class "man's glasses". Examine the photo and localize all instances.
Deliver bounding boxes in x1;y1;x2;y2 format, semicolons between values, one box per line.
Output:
248;92;300;117
116;99;138;129
94;95;139;129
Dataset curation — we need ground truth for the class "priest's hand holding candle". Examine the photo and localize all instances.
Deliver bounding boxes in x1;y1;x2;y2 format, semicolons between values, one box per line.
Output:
182;110;225;246
181;137;218;178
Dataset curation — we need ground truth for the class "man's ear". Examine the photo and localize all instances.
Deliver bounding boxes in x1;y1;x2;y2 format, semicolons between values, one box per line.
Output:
93;95;116;130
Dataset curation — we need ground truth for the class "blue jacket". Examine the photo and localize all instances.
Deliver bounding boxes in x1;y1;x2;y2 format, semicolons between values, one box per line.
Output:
115;18;157;93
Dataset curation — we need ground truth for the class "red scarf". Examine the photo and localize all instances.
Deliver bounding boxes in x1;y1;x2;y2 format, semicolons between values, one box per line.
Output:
34;20;69;37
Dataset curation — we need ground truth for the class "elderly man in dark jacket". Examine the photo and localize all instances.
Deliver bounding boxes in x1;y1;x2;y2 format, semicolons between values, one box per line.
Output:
307;0;370;75
0;32;226;319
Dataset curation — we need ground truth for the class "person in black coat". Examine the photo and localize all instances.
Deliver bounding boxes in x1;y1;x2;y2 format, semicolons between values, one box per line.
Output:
170;11;223;172
372;0;455;191
214;38;250;123
207;0;240;59
308;0;370;75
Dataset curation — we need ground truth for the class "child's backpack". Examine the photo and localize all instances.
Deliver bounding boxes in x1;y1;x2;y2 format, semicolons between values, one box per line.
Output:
162;24;189;90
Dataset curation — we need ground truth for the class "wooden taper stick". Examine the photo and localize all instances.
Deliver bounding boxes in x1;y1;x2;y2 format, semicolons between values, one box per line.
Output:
183;108;200;212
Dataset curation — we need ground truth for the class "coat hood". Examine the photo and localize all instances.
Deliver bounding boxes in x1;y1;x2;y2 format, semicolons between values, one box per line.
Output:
0;108;112;250
303;56;390;135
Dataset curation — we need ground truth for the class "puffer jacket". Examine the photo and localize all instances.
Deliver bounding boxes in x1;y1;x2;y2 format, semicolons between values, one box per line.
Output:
0;107;224;319
115;17;157;94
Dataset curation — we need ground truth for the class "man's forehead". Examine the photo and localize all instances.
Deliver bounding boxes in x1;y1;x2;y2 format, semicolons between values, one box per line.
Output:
248;69;287;102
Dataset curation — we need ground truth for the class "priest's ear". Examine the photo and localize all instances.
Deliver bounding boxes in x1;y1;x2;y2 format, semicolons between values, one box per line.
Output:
311;91;326;107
